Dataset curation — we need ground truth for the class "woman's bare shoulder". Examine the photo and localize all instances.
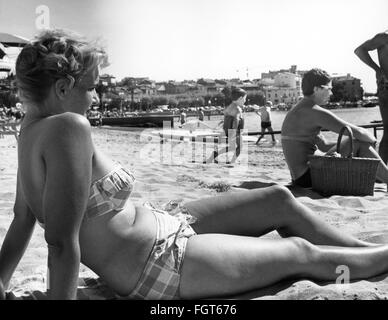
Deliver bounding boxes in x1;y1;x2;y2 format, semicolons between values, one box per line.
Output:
41;113;92;146
44;112;90;132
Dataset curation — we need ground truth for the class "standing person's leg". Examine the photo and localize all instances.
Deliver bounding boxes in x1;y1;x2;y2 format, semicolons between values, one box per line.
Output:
207;135;228;163
235;134;241;158
378;91;388;164
180;234;388;299
255;125;265;145
227;133;240;163
185;186;375;247
268;126;276;143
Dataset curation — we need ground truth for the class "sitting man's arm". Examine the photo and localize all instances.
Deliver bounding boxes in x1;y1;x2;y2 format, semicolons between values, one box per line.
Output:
312;107;376;144
314;134;336;152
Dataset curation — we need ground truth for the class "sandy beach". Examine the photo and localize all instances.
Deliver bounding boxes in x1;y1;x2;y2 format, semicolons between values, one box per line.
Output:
2;126;388;300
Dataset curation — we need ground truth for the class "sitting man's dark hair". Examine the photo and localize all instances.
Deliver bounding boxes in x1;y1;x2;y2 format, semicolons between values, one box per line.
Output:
230;86;247;102
302;68;331;96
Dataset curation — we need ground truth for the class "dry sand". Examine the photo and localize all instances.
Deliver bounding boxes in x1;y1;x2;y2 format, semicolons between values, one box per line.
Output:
1;126;388;300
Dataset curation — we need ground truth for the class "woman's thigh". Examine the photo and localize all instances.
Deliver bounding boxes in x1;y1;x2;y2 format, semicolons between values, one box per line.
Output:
185;186;290;236
180;234;311;299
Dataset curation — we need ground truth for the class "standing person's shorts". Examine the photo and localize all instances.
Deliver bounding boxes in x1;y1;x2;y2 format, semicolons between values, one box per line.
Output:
261;121;272;129
377;78;388;114
377;77;388;95
377;77;388;110
122;204;197;300
292;169;312;188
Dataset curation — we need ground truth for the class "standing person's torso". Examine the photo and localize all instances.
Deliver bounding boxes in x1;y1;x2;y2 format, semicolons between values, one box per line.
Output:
260;107;271;122
223;104;244;135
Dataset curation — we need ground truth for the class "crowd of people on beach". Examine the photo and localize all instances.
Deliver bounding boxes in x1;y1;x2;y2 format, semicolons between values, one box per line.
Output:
2;28;388;301
0;104;25;122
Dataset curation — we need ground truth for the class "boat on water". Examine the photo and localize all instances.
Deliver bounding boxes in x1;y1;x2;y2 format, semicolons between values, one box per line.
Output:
150;119;258;143
362;102;378;108
88;114;176;128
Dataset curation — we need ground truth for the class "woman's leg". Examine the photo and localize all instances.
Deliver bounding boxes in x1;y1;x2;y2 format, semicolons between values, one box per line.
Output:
186;186;374;247
180;234;388;299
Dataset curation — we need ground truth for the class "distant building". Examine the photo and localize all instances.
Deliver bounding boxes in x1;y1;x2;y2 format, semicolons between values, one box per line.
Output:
197;78;219;93
260;67;302;105
274;72;301;88
99;74;116;86
331;74;363;101
265;86;301;105
137;80;156;95
156;84;166;94
239;82;262;94
164;81;190;94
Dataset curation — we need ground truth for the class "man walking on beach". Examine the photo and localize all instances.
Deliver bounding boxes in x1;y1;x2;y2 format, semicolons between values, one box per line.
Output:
255;101;276;145
355;30;388;164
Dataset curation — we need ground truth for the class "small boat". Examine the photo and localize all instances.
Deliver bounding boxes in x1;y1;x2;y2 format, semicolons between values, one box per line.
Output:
92;115;175;128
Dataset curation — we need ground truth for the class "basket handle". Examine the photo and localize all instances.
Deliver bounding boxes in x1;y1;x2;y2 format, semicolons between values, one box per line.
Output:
336;125;353;158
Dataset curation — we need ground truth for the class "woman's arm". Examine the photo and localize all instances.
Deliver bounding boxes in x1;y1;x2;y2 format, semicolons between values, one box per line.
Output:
0;173;36;291
42;113;93;300
312;107;376;144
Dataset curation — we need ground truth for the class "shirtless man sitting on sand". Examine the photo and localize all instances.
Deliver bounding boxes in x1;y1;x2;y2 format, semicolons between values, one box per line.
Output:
281;68;388;188
355;30;388;164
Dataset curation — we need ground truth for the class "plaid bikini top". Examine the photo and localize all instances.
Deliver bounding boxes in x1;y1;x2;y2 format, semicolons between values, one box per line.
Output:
37;165;135;229
85;165;136;219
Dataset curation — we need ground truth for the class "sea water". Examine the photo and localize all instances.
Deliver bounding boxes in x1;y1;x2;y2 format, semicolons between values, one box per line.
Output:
201;107;382;132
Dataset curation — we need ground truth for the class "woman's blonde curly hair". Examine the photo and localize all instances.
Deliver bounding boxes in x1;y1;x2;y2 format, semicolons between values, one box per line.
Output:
16;29;108;103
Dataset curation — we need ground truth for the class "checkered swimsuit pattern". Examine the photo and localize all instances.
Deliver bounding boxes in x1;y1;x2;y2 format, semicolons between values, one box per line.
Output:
122;205;197;300
86;166;136;219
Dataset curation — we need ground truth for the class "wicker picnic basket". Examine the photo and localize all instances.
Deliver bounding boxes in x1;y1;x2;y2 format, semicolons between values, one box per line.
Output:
308;126;380;196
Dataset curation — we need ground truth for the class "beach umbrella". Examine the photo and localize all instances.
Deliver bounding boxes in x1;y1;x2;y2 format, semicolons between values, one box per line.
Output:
0;33;29;47
0;60;13;72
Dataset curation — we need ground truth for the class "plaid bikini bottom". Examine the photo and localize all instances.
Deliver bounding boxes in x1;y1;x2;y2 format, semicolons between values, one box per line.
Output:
118;203;197;300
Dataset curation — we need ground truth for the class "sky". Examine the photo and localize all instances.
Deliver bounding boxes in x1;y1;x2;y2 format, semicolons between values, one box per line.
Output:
0;0;387;92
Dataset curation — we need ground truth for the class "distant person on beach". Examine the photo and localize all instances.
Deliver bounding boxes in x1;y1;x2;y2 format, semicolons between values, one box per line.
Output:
180;110;187;126
281;68;388;188
198;107;204;121
355;30;388;164
6;30;388;300
208;87;246;164
255;101;276;145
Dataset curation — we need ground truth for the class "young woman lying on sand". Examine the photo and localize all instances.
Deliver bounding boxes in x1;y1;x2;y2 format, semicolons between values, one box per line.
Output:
3;30;388;300
281;68;388;188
